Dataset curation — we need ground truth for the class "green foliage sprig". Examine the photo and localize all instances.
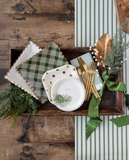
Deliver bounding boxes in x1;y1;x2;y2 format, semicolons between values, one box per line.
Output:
53;94;72;107
104;19;129;75
0;85;40;127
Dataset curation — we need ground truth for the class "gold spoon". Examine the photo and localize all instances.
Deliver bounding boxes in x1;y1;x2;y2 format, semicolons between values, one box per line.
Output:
77;66;87;101
77;58;100;99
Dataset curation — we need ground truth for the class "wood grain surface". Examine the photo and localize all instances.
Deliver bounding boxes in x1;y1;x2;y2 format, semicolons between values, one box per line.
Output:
0;116;74;160
0;0;75;159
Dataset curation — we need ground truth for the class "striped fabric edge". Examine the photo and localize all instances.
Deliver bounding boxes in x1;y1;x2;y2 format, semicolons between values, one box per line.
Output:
75;0;129;159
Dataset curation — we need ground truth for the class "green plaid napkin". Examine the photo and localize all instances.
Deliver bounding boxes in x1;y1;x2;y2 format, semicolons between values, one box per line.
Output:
16;42;68;103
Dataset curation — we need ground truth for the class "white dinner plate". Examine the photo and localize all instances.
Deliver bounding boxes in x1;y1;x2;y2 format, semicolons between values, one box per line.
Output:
42;64;82;103
51;77;85;111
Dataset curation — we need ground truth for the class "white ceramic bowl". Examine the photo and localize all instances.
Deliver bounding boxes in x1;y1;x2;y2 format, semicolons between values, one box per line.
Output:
51;77;85;111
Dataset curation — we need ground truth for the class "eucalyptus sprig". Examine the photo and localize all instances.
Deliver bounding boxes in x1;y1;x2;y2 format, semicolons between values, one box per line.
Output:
0;85;40;127
104;19;129;75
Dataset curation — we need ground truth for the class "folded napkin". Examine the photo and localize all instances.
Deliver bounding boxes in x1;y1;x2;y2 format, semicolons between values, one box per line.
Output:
17;42;68;103
4;41;42;99
70;53;103;90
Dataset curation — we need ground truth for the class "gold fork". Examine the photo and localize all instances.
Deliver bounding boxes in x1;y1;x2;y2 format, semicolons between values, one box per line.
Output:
87;62;96;101
78;57;100;99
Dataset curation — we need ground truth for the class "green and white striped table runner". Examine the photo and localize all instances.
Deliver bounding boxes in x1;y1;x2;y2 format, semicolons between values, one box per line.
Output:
75;0;129;159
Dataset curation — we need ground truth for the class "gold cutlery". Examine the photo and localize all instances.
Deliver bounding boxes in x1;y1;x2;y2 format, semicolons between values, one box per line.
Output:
77;66;98;101
77;57;100;100
77;66;87;101
87;62;97;101
79;57;100;99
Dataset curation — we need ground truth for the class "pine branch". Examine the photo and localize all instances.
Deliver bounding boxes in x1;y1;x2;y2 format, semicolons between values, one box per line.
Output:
0;85;40;127
104;19;129;75
53;94;72;107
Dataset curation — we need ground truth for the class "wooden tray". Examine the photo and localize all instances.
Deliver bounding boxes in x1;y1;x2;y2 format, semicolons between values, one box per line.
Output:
114;0;129;33
11;47;125;116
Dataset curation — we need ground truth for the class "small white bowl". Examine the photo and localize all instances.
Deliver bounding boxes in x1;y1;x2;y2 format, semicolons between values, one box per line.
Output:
51;77;85;111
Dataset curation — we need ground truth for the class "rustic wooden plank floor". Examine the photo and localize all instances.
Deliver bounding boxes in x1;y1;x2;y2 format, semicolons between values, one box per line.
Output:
0;0;75;159
0;116;74;160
